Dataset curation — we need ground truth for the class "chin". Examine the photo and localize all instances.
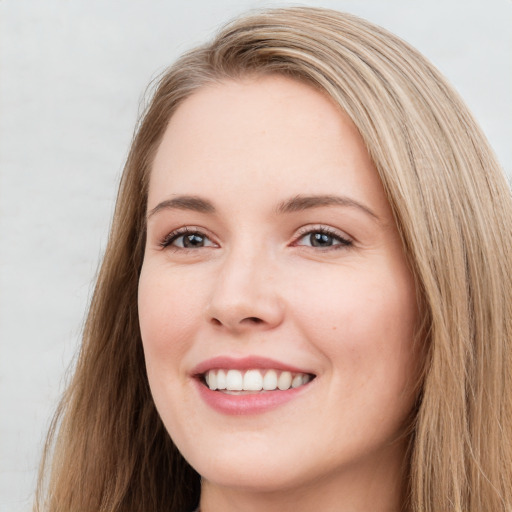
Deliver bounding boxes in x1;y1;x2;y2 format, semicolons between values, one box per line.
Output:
197;458;310;493
178;435;312;492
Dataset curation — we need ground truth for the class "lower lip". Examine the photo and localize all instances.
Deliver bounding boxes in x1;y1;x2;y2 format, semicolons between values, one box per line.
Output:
194;379;311;415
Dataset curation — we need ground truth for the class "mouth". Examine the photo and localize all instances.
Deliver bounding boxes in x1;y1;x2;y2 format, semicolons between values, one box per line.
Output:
192;356;317;414
200;368;315;394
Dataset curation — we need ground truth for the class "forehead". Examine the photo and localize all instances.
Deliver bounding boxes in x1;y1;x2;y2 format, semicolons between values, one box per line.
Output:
148;75;389;216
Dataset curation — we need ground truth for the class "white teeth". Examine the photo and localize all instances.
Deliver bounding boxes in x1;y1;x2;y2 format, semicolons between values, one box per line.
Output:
207;370;217;390
216;369;227;390
243;369;263;391
262;369;278;390
204;368;312;392
226;369;243;391
291;374;303;388
277;371;292;390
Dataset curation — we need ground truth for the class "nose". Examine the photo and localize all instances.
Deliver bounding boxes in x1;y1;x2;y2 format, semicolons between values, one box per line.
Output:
206;248;285;334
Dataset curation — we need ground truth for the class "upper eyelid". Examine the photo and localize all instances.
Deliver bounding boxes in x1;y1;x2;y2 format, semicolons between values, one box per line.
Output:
293;224;353;242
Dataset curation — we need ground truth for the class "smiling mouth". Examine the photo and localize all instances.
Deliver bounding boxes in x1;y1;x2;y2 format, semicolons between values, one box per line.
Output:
202;368;315;393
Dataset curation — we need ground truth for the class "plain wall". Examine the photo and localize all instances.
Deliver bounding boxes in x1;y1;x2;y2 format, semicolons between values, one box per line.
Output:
1;1;510;510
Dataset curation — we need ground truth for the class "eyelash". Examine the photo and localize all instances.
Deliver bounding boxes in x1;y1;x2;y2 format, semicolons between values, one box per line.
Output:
294;226;353;250
159;227;213;250
159;226;353;251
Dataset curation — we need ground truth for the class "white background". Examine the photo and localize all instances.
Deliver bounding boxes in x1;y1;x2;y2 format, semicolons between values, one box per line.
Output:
1;1;511;510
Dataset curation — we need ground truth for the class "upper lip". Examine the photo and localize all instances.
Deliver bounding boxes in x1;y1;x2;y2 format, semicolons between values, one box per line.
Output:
191;356;314;377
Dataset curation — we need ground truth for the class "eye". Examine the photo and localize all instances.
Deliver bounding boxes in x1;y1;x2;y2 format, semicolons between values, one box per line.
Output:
160;228;217;249
295;227;352;249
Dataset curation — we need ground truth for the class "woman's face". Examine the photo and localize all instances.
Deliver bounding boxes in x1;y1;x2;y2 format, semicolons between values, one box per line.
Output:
139;76;420;495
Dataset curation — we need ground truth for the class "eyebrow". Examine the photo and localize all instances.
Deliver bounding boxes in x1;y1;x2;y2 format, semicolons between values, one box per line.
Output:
147;196;216;219
276;194;379;220
147;193;379;221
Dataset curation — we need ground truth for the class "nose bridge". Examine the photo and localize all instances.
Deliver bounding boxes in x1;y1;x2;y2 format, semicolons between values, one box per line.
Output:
206;238;283;331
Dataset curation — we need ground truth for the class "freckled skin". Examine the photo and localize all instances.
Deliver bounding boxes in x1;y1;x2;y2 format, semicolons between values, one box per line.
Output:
138;76;420;512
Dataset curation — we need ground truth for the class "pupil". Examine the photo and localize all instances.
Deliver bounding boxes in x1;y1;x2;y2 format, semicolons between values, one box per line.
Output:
311;232;333;247
183;234;204;247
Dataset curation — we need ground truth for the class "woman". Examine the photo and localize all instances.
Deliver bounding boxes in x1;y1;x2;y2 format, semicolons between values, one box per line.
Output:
36;7;512;512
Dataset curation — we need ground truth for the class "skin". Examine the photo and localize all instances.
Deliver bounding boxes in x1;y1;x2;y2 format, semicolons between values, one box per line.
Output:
138;75;420;512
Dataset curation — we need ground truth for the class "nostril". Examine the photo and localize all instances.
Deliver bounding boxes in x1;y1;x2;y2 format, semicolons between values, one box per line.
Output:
244;317;263;324
209;315;266;328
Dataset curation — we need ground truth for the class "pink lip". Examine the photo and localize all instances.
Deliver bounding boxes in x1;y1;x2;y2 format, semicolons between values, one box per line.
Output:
191;355;311;376
194;380;312;415
191;356;315;416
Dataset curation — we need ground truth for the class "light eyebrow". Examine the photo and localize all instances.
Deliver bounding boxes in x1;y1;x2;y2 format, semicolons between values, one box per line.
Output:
147;195;216;219
276;194;379;220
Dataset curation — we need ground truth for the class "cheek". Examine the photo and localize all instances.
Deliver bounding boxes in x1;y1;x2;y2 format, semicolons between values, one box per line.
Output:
137;265;205;436
292;264;418;385
138;265;202;367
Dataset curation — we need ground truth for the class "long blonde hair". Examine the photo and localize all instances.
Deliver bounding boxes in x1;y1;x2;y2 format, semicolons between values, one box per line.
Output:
36;7;512;512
